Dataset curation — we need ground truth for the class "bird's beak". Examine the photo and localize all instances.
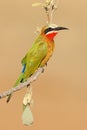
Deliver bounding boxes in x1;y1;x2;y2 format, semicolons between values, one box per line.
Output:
54;27;69;31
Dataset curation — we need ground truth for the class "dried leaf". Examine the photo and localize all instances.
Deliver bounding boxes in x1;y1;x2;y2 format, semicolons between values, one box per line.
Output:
23;92;32;106
32;3;42;7
46;0;53;5
46;0;51;4
22;105;34;126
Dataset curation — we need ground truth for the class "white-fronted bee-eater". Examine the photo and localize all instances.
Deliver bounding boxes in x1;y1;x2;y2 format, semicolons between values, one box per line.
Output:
7;24;68;102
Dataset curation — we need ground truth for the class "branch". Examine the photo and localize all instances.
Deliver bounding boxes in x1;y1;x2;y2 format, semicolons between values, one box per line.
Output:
0;67;44;100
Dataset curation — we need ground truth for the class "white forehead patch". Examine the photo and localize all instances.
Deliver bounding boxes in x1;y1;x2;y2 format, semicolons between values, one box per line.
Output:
46;30;58;35
48;24;58;28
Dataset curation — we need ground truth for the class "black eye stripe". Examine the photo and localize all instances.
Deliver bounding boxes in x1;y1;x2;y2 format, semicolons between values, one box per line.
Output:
44;27;53;34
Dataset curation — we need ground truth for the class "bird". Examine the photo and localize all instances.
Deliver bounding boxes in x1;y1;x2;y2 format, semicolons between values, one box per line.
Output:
6;24;68;102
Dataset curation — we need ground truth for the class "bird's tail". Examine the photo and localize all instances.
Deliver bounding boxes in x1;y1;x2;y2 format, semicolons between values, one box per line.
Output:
6;73;24;103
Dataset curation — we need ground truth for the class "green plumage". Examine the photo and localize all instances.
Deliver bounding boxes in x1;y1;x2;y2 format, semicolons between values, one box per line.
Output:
7;35;48;102
21;37;48;80
6;24;68;102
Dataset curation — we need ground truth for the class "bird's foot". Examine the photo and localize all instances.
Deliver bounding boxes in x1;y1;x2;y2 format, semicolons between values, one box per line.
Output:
27;84;30;87
45;63;47;66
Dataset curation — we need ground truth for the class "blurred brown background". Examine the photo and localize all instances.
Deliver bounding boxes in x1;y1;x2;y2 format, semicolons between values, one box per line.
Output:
0;0;87;129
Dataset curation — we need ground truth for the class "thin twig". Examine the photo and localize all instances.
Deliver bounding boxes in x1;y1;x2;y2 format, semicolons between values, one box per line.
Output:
44;0;58;24
32;0;58;24
0;67;44;99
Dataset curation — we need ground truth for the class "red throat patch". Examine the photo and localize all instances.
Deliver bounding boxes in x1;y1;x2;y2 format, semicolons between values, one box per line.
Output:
46;32;58;40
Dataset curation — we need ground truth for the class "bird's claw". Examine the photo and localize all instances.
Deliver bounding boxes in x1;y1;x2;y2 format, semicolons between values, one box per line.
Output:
27;84;30;87
45;63;47;66
42;68;44;73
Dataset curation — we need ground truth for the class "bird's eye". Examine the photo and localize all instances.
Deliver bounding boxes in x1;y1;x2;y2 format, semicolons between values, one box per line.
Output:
44;27;53;34
48;27;52;31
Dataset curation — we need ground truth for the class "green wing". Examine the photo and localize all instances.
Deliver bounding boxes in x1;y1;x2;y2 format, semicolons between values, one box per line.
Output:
21;54;27;65
21;41;48;80
6;38;48;103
